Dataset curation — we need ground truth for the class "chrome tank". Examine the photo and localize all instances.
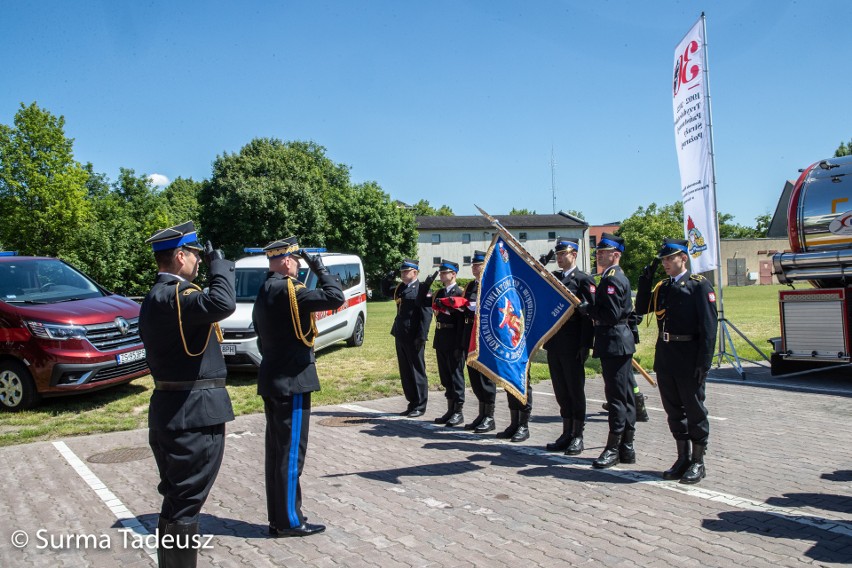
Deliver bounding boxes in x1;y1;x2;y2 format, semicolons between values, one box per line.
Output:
773;155;852;288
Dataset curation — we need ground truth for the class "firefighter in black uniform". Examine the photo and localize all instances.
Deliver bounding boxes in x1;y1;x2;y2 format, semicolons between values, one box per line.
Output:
635;238;718;484
461;250;498;433
140;220;236;568
252;238;344;537
381;259;435;417
431;259;468;426
543;238;596;455
578;233;637;469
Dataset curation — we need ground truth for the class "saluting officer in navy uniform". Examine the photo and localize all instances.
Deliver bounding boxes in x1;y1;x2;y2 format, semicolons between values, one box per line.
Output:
140;221;236;567
635;238;718;484
543;238;596;455
381;259;435;417
578;232;637;469
253;238;344;537
431;259;468;427
461;250;498;433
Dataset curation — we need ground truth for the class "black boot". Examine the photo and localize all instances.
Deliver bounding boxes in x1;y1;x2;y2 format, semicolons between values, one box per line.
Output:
635;392;649;422
593;432;622;469
495;409;519;439
473;403;496;433
546;418;572;451
619;428;636;464
465;402;486;430
434;399;454;424
445;401;464;427
663;439;692;480
159;519;199;568
564;420;584;456
680;442;707;484
510;411;530;442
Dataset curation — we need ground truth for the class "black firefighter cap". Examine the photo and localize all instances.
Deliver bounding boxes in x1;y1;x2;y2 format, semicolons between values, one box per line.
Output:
263;237;300;259
555;238;579;253
146;220;202;252
657;238;689;259
439;259;459;273
596;232;625;252
400;259;419;271
472;250;486;264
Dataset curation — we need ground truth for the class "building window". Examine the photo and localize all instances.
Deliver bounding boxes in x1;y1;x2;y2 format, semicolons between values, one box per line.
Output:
432;257;441;266
431;233;441;244
519;232;528;242
589;236;597;249
463;256;472;265
462;233;471;244
548;231;556;240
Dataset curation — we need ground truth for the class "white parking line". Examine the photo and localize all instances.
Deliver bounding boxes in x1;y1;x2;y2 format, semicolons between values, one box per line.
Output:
53;441;157;564
340;403;852;539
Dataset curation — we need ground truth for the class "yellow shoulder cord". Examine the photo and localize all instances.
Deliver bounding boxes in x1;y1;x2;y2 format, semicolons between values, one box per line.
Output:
652;280;666;322
288;277;318;347
175;282;222;357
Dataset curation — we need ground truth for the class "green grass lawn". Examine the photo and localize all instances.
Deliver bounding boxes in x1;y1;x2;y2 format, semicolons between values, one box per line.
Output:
0;284;788;447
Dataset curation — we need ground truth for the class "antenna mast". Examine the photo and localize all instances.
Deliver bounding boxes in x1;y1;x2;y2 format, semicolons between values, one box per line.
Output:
550;146;557;214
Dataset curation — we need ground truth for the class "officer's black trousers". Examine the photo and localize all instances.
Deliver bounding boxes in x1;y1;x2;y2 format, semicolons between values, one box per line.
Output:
600;354;636;434
505;375;533;412
547;347;586;422
149;424;226;522
467;363;496;404
395;336;428;411
263;393;312;530
657;370;709;443
435;348;466;403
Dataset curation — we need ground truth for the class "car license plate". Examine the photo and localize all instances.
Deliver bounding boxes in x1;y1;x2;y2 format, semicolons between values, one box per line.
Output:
221;344;237;356
116;348;146;365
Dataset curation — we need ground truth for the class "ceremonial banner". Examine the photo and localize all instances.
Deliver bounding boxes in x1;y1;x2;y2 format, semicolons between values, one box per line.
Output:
672;15;719;273
467;220;578;405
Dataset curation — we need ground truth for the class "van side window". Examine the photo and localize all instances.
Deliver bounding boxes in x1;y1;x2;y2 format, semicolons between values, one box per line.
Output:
329;263;362;290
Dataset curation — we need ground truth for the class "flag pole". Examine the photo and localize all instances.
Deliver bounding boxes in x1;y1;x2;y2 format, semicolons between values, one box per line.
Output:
700;12;770;377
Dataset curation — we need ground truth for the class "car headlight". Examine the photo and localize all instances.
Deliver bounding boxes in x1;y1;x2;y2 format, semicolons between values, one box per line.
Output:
24;320;88;341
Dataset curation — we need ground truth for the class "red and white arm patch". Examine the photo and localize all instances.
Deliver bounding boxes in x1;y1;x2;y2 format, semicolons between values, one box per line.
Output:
708;291;716;303
607;285;616;295
589;284;596;294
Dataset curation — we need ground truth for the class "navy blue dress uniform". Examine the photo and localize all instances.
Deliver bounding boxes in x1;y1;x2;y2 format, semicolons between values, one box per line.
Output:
381;259;434;417
543;239;596;455
635;238;718;484
461;250;498;433
252;238;345;537
431;260;468;427
578;233;637;469
139;221;236;567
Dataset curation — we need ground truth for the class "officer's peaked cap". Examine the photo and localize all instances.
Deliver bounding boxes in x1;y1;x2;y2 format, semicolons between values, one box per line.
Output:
439;259;459;273
400;259;419;271
596;232;625;252
657;238;689;259
555;238;579;252
146;221;202;252
472;250;486;264
263;237;299;259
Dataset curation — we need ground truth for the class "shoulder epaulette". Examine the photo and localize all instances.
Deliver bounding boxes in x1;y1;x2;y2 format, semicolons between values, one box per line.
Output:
182;288;199;296
604;268;616;278
689;274;706;282
293;281;306;292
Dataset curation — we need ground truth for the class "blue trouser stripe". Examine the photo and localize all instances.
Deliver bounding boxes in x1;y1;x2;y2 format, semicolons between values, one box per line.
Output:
287;393;303;527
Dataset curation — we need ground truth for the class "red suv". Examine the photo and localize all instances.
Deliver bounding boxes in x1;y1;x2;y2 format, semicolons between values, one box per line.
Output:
0;253;149;410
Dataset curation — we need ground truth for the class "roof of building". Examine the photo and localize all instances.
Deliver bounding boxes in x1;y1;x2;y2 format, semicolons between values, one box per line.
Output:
416;212;587;230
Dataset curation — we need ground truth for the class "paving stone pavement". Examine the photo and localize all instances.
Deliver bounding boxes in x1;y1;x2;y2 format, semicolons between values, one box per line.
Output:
1;363;851;567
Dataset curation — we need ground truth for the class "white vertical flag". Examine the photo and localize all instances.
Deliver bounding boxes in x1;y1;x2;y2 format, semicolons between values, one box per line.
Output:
672;15;719;273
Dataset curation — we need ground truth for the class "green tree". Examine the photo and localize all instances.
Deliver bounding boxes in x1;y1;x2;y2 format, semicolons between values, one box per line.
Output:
835;139;851;157
411;199;454;216
162;177;201;225
753;213;771;237
325;181;418;287
200;139;341;257
0;102;91;256
564;209;585;220
509;207;536;215
616;202;684;285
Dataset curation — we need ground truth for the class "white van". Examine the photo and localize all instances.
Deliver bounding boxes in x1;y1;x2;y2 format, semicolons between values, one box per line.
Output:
219;249;367;367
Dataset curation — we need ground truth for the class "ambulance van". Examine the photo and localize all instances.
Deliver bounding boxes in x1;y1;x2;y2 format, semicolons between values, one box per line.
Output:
219;249;367;367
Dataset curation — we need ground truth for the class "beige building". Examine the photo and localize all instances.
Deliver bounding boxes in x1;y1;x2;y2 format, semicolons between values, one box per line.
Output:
710;238;790;286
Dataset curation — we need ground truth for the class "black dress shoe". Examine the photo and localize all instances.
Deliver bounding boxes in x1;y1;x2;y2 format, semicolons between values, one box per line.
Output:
399;408;412;416
407;409;424;418
271;523;326;537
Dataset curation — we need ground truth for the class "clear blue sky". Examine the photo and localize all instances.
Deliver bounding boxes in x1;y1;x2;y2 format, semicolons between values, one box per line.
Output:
4;1;851;227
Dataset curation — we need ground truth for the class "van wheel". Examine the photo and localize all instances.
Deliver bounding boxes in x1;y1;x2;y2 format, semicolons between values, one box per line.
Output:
0;361;40;411
347;314;365;347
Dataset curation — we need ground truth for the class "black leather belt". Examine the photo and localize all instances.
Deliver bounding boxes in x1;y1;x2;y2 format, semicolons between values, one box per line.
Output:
660;332;695;342
155;378;226;391
436;322;455;329
464;317;474;325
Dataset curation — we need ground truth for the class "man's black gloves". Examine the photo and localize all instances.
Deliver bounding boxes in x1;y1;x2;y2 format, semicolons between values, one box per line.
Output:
640;258;661;282
576;301;590;317
413;338;426;352
693;367;709;385
298;250;328;275
203;240;225;265
539;249;555;266
424;270;439;287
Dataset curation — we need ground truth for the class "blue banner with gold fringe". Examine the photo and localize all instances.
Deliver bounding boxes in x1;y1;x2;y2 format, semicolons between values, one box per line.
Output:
467;228;578;405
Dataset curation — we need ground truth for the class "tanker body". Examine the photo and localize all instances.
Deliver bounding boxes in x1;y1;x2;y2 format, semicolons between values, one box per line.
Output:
771;155;852;374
